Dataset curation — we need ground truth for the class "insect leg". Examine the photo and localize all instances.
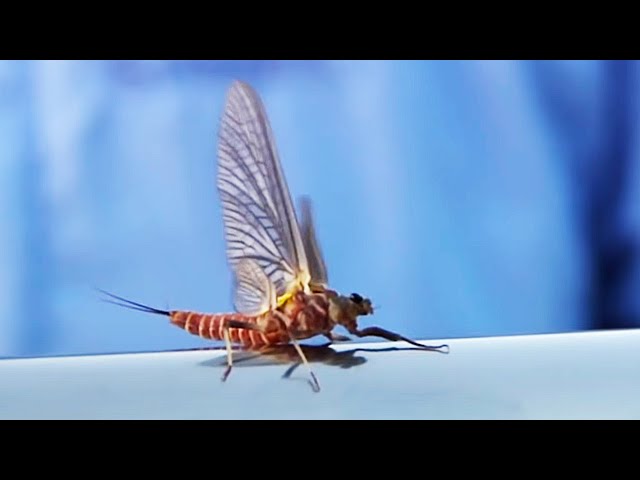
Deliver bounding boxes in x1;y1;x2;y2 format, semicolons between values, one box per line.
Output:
221;322;233;382
349;326;449;353
289;338;321;392
273;313;321;392
220;319;264;383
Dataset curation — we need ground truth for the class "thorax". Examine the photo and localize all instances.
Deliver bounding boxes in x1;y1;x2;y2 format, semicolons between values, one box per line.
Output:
273;290;336;338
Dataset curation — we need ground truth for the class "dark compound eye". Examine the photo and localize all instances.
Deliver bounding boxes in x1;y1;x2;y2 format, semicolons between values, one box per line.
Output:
350;293;363;304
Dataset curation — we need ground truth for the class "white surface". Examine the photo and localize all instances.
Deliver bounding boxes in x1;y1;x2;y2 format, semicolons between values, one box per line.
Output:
1;329;639;419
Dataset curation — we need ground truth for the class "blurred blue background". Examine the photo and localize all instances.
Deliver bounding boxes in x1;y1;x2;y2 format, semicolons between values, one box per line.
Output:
1;60;639;359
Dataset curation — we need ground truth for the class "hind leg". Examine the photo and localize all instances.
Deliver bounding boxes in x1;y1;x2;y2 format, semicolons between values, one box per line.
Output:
221;325;234;382
220;319;264;383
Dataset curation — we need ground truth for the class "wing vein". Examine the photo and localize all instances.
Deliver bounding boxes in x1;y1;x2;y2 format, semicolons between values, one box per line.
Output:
216;81;311;313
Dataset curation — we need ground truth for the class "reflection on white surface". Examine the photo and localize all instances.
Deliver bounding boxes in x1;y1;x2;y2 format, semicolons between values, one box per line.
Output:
0;329;638;419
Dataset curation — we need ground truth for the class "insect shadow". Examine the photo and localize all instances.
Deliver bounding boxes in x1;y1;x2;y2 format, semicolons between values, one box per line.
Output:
198;342;449;383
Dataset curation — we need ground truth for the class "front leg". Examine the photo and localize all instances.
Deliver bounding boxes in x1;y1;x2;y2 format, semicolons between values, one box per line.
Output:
348;325;449;352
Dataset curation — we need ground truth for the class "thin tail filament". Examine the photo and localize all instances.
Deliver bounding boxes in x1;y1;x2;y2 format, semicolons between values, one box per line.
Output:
97;289;171;316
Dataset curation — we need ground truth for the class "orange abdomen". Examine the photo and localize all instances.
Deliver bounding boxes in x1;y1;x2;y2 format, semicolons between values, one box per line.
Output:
170;311;288;349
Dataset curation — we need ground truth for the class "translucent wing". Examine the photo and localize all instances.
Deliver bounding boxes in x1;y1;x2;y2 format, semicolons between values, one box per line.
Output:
217;80;310;308
233;259;277;315
298;195;329;291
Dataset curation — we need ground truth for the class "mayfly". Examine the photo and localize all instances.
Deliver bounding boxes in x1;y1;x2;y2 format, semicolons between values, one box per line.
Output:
102;80;448;392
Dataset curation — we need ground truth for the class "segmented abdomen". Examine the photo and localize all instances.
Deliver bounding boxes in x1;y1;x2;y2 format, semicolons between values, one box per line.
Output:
170;292;334;348
170;311;288;349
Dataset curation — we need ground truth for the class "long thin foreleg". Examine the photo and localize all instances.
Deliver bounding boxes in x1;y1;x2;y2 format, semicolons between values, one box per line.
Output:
349;326;449;353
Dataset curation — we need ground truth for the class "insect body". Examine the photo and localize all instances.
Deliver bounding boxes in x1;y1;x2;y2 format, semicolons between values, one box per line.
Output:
102;80;448;392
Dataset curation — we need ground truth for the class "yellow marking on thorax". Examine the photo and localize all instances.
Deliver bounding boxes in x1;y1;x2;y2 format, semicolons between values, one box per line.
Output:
276;291;294;308
276;274;312;309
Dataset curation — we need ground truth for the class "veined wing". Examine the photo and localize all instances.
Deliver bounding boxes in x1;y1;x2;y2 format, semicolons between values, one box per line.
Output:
298;195;329;292
233;259;277;315
217;80;310;312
